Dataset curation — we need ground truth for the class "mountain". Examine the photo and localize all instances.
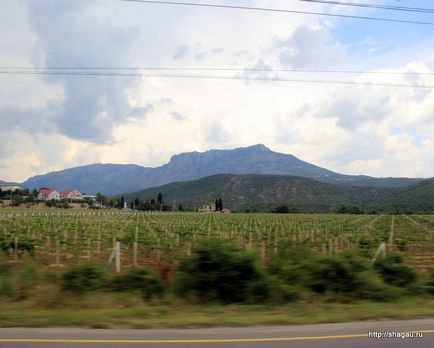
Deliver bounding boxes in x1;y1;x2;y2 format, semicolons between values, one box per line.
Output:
122;174;434;213
22;164;150;195
21;144;423;195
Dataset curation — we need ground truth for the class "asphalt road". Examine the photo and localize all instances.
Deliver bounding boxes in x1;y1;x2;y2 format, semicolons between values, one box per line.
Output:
0;319;433;348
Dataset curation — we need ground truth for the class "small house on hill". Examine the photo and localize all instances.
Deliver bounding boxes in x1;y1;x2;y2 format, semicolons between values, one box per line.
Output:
199;203;216;212
61;189;82;200
38;189;60;201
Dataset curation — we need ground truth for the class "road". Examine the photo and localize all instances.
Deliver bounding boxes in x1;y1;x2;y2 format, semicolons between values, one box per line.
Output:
0;319;433;348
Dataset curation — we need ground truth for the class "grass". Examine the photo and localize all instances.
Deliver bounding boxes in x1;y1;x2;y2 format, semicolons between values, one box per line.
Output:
0;295;434;328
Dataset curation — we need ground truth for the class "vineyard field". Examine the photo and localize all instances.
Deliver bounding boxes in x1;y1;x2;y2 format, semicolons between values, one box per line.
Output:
0;210;433;272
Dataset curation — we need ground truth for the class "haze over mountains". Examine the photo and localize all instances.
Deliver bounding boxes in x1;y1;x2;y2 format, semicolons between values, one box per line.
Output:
21;144;423;195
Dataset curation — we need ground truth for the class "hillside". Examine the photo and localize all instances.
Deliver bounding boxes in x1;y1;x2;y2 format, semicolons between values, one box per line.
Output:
122;174;434;213
372;178;434;212
21;144;422;195
21;164;150;195
122;174;392;212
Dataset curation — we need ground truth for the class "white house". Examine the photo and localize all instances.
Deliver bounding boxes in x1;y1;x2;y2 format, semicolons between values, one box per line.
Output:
38;189;60;201
199;203;216;212
0;183;21;191
61;189;83;200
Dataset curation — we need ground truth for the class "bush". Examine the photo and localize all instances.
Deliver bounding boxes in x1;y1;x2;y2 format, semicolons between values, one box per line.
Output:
0;262;13;298
109;268;164;301
374;254;417;288
0;262;40;301
175;240;268;303
305;254;371;296
427;272;434;295
12;262;38;301
268;250;404;301
62;263;106;293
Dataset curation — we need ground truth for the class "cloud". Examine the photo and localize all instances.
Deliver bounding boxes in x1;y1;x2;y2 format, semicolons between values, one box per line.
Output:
210;48;223;54
170;111;188;121
272;25;347;68
128;105;153;118
0;104;58;134
22;0;149;144
239;60;278;81
316;88;391;131
206;121;231;144
173;45;189;60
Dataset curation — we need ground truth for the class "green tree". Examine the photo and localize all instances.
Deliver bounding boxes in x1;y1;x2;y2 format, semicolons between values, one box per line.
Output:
118;196;125;209
96;193;109;206
273;205;290;214
157;192;163;211
134;197;140;209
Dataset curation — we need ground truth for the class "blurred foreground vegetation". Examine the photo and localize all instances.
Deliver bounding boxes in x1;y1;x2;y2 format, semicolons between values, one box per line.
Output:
1;240;434;327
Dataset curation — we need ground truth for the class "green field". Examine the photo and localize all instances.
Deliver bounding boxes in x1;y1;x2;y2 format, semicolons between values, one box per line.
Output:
0;210;433;270
1;209;434;328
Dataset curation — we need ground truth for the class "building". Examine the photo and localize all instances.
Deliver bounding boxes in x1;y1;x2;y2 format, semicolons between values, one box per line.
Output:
0;183;21;192
82;194;97;201
61;189;83;200
199;203;216;213
38;189;60;201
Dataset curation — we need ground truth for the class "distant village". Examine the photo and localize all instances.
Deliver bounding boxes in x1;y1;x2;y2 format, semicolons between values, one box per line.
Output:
0;182;229;212
0;182;100;208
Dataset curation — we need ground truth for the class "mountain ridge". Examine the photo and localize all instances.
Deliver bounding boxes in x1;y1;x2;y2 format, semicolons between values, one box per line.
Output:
21;144;424;195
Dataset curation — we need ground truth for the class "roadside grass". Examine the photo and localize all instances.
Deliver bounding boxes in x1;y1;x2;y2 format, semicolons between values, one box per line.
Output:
0;295;433;328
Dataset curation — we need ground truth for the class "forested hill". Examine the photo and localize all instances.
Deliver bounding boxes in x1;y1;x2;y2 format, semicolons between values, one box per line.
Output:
121;174;434;213
373;178;434;212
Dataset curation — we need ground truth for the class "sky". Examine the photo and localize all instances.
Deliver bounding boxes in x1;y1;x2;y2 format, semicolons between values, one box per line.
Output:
1;0;434;182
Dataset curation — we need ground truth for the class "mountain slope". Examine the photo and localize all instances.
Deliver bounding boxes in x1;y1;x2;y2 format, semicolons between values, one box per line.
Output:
372;178;434;212
21;144;423;195
123;174;434;213
22;164;150;195
122;174;391;212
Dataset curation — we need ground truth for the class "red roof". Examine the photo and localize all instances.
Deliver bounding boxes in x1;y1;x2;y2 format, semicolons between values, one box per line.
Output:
40;189;55;195
61;189;76;195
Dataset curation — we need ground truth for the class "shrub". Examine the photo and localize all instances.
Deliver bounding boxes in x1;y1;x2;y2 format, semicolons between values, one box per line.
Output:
0;262;13;298
268;250;404;301
12;262;38;301
426;276;434;295
175;240;268;303
374;254;417;288
306;254;369;296
0;262;40;301
109;268;164;301
62;263;106;293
